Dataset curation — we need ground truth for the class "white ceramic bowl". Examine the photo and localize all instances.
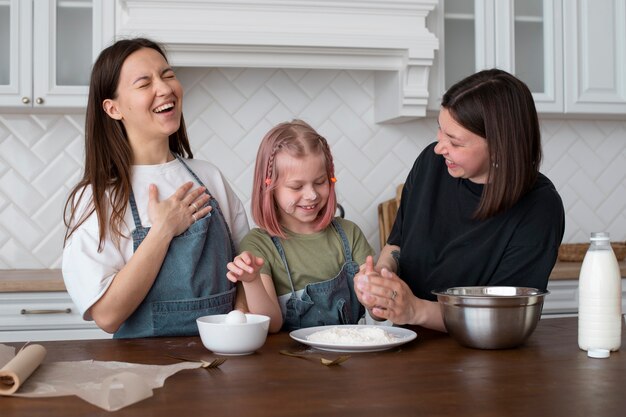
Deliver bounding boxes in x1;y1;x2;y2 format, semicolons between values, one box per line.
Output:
196;314;270;355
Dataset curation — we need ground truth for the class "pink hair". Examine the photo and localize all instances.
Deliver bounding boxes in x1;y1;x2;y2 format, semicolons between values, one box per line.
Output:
251;119;337;238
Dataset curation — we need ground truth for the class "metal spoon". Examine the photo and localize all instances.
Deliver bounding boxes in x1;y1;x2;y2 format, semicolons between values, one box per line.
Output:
279;350;351;366
166;354;227;369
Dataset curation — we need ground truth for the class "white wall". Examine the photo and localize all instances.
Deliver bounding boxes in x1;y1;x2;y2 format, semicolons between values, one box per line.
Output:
0;68;624;268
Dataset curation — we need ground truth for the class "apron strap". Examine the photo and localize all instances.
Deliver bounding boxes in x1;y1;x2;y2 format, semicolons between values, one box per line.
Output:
331;219;353;263
270;235;298;297
129;190;143;229
175;154;207;190
174;154;237;257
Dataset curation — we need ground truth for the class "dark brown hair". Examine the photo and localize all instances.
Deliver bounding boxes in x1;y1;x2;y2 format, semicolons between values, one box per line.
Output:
63;38;192;250
441;68;542;219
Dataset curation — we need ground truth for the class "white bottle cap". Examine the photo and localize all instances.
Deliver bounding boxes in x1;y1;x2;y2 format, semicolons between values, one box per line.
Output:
590;232;610;241
587;348;610;359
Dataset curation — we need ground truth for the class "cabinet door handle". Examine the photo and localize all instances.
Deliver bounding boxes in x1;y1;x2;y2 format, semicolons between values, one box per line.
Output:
22;97;31;104
35;97;45;105
20;308;72;315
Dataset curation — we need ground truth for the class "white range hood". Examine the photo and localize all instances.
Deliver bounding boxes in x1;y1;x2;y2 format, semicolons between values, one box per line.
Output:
115;0;439;123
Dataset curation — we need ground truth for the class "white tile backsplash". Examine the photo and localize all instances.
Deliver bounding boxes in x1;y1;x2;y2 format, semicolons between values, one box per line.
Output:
1;68;625;269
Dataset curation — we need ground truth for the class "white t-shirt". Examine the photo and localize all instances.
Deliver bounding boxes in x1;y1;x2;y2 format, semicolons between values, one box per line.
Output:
62;158;250;320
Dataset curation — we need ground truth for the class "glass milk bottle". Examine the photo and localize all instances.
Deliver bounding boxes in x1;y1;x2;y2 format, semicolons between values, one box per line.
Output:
578;232;622;351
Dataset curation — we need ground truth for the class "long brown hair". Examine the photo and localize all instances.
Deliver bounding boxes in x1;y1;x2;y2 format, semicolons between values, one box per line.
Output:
63;38;192;250
251;120;337;238
441;68;542;219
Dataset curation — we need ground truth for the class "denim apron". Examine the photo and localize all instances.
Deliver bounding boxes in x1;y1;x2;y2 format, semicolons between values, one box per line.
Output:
114;156;236;338
272;219;363;331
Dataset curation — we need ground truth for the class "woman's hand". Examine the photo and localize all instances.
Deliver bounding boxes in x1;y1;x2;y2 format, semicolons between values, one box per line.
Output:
355;256;446;331
355;256;417;325
147;182;211;239
227;251;265;283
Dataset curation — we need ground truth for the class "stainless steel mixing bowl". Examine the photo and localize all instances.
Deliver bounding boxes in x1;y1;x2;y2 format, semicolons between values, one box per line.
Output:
432;286;549;349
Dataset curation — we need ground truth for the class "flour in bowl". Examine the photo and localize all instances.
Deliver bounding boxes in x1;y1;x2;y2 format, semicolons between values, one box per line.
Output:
306;326;400;345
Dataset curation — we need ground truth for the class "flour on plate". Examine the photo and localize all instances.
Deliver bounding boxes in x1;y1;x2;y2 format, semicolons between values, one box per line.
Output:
306;327;400;345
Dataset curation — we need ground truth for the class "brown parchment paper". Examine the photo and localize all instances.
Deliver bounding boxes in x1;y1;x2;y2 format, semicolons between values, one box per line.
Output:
0;343;201;411
0;344;47;395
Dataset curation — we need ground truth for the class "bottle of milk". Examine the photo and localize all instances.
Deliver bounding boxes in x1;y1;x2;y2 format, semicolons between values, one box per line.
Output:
578;232;622;352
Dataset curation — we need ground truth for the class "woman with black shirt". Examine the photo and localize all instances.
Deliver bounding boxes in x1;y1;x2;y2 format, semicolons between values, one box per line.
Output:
355;69;565;331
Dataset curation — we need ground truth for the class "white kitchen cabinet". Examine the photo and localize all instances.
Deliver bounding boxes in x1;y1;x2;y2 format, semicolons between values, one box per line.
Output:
563;0;626;114
427;0;562;111
0;0;114;109
0;292;111;342
428;0;626;115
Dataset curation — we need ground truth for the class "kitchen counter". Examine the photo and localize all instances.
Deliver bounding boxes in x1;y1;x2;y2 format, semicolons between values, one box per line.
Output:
549;260;626;280
0;269;65;292
2;317;625;417
1;261;626;292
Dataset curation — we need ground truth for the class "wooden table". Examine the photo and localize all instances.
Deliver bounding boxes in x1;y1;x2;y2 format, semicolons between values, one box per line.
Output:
2;317;625;417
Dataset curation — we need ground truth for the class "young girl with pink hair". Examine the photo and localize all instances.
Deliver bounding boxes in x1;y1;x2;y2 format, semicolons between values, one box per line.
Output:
227;120;374;333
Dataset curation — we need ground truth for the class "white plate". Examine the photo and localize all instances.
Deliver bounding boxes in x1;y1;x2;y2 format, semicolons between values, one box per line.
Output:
289;325;417;353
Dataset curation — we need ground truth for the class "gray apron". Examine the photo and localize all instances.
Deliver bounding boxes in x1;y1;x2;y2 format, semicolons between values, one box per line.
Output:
114;156;236;338
272;219;363;331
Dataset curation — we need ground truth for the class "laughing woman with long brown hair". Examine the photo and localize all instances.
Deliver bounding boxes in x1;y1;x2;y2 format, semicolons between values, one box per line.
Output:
62;38;249;338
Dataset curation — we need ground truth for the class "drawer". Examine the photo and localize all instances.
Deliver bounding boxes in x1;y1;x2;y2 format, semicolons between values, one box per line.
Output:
0;292;111;342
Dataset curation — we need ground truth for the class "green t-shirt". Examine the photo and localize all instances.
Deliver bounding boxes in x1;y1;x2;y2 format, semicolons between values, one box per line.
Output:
240;218;374;297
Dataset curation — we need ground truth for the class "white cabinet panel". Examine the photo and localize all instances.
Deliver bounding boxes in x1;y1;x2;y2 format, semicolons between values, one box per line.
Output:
0;0;32;106
511;0;563;112
429;0;563;111
429;0;625;115
0;292;111;342
0;0;114;109
564;0;626;114
544;280;579;315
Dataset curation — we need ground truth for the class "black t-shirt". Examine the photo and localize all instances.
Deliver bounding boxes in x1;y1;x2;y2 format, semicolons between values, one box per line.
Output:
387;142;565;301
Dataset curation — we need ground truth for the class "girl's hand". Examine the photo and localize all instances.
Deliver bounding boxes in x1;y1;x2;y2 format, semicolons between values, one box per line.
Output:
355;255;384;319
227;251;265;283
358;255;378;275
356;255;379;300
147;182;212;238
